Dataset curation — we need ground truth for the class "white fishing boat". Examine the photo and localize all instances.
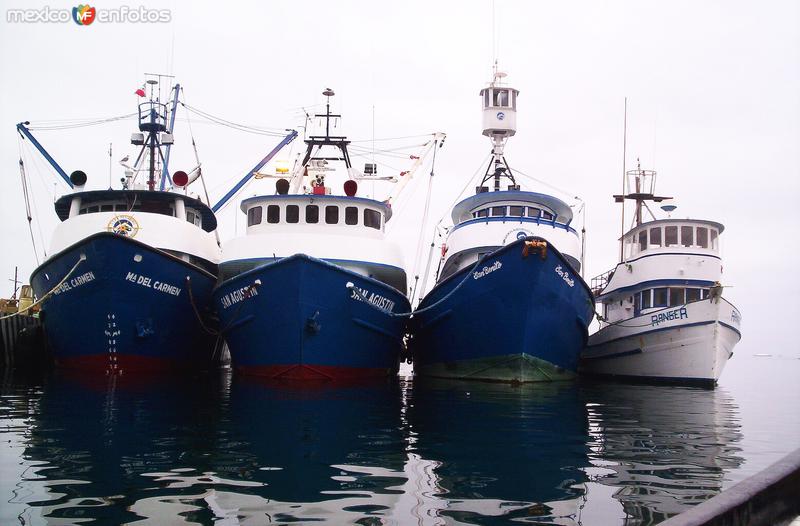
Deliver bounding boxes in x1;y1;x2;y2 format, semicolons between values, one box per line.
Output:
580;164;742;385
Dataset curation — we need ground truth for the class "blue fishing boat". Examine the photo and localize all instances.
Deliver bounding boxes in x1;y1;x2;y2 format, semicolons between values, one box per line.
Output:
214;89;442;380
24;77;221;373
409;68;594;382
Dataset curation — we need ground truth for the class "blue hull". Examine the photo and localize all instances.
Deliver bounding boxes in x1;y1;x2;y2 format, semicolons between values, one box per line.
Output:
409;237;594;382
30;233;218;373
214;254;409;380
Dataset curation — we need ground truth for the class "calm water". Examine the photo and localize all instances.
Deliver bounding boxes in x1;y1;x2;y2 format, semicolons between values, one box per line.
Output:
1;354;798;525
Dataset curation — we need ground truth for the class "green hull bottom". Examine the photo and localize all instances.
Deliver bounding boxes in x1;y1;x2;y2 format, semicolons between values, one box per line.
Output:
415;353;577;383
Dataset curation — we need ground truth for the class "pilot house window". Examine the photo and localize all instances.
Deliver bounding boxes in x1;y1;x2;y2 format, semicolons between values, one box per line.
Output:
345;206;358;225
364;209;381;230
267;205;280;224
325;205;339;224
286;205;299;223
665;226;678;247
681;226;694;247
306;205;319;224
247;206;262;226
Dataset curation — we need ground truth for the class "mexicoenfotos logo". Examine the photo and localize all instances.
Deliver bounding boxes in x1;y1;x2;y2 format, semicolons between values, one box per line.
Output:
6;5;171;24
72;4;96;25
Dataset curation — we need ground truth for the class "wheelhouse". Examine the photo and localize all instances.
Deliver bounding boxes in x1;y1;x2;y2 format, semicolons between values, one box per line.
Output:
622;219;724;259
240;195;391;234
54;190;217;232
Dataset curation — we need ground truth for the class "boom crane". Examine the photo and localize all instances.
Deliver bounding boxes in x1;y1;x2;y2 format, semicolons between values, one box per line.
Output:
16;122;73;188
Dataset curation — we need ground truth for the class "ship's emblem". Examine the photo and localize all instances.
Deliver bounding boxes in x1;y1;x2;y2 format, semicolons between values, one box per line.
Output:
496;111;505;120
503;228;533;244
107;215;140;238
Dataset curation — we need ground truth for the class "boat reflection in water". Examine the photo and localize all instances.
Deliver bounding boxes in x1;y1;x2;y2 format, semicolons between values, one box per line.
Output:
584;382;744;524
406;379;593;525
5;372;744;525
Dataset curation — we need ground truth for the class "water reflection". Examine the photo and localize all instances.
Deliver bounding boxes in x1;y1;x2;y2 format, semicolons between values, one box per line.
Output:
0;371;746;525
583;383;744;525
406;379;592;525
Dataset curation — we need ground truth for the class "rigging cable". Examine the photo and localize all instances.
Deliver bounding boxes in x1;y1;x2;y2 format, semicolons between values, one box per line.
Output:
409;137;442;305
179;102;287;137
18;155;39;266
25;112;137;131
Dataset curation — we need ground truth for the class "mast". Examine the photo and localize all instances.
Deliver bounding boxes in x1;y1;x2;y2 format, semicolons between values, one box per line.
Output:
613;160;672;258
290;88;353;194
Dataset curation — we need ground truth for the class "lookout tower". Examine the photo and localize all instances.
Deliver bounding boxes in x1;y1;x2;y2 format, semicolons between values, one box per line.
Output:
480;69;518;139
478;65;520;192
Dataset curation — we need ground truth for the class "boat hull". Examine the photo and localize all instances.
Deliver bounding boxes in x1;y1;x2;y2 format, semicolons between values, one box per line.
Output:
30;232;218;373
409;237;594;382
580;297;742;385
214;254;409;380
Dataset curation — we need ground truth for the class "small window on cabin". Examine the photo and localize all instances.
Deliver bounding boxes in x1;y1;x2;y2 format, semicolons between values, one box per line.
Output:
527;207;540;218
491;206;506;217
696;227;708;249
511;90;517;110
634;293;641;312
286;205;299;223
364;209;381;230
710;229;719;250
653;288;668;307
686;288;701;302
641;289;652;309
509;206;524;217
345;206;358;225
115;204;127;211
476;208;489;218
79;208;87;215
101;204;113;212
649;227;662;248
681;226;694;247
305;205;319;224
665;226;678;247
701;289;709;299
483;90;490;108
494;89;509;107
267;205;280;224
669;287;684;307
187;210;196;226
87;206;99;213
325;205;339;224
638;230;648;252
541;211;553;220
247;206;262;226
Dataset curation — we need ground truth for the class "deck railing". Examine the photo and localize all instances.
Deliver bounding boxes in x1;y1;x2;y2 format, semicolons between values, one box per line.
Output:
590;267;615;296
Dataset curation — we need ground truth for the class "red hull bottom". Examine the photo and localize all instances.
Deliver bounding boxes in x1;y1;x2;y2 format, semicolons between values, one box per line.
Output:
56;354;195;374
234;364;395;381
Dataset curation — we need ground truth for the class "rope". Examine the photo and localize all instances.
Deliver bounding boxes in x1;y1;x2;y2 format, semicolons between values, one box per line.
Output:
184;276;219;335
350;247;501;319
0;255;85;320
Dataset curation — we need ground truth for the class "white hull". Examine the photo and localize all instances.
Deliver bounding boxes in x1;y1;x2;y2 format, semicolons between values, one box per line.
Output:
581;298;741;384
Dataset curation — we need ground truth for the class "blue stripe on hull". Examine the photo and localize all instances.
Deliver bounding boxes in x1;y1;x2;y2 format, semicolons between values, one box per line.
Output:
410;237;594;382
30;233;218;372
214;255;409;377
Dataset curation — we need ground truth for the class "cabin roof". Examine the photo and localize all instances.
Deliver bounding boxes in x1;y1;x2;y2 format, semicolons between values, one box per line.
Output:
54;190;217;232
240;194;393;221
451;190;573;224
622;218;725;239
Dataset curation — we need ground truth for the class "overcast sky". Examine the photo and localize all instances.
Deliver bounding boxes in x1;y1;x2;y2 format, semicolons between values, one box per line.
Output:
1;0;797;355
